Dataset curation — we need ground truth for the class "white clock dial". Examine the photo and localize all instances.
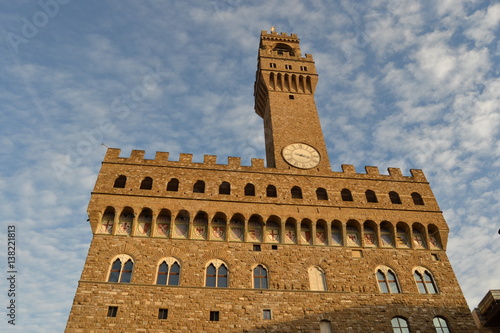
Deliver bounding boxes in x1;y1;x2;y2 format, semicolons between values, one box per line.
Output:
281;143;321;169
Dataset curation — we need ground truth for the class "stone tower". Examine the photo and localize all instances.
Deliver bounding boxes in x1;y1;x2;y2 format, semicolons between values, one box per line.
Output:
66;30;476;332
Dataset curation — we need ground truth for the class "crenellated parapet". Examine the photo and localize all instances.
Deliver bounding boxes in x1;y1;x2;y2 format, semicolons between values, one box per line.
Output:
103;148;427;183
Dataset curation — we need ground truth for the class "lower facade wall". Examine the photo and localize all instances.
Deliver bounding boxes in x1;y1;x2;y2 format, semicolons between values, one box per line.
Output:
66;283;476;332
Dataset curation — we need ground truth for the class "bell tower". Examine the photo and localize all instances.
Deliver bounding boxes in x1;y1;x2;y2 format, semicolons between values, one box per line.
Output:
254;30;331;171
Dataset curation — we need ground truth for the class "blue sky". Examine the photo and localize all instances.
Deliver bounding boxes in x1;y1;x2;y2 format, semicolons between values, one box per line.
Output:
1;1;499;331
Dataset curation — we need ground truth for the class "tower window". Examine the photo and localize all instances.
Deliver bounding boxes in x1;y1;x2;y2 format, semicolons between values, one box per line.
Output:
113;175;126;188
244;183;255;196
263;309;272;320
308;266;327;291
365;190;378;203
193;180;205;193
433;316;450;332
140;177;153;190
391;316;409;332
253;265;268;289
108;256;134;283
253;244;261;251
341;188;353;201
414;269;438;294
376;268;400;293
107;306;118;318
209;311;220;321
205;262;228;288
291;186;303;199
166;178;179;191
219;181;230;195
411;192;424;205
285;64;292;70
266;185;277;197
300;66;308;71
158;308;168;320
269;63;277;68
157;259;181;286
289;94;295;99
389;191;402;204
316;188;328;200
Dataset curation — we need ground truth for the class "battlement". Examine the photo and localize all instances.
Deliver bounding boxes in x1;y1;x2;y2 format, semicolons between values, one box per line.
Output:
103;148;427;182
261;30;299;40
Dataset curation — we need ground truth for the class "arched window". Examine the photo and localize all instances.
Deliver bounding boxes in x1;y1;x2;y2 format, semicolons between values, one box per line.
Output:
244;183;255;196
391;316;410;333
266;185;277;197
174;211;189;239
291;186;303;199
139;177;153;190
108;255;134;283
380;222;394;247
308;266;327;291
193;180;205;193
433;316;450;332
331;222;342;246
219;181;231;195
157;258;181;286
414;268;438;294
113;175;126;188
319;320;333;333
411;192;424;205
117;207;134;236
389;191;402;204
341;188;353;201
99;207;115;234
365;190;378;203
253;265;268;289
166;178;179;191
316;188;328;200
363;224;377;247
205;260;228;288
346;222;361;246
396;224;410;248
376;267;400;293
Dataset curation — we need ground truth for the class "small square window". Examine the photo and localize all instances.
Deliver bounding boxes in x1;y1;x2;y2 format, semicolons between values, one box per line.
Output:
431;253;440;261
107;306;118;318
253;244;261;251
289;95;294;99
263;309;272;320
158;308;168;319
272;245;278;250
210;311;220;321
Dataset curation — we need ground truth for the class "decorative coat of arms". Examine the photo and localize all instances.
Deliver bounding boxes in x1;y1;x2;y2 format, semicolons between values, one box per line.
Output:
285;230;296;243
213;226;225;239
156;223;169;237
137;222;151;236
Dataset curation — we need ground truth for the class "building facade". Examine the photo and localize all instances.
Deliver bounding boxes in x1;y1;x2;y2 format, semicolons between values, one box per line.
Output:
66;30;476;332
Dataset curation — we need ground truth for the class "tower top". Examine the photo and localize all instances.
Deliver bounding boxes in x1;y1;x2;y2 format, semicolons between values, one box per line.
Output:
254;30;329;171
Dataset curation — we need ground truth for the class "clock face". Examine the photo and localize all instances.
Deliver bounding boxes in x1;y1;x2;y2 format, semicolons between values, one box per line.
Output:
281;143;321;169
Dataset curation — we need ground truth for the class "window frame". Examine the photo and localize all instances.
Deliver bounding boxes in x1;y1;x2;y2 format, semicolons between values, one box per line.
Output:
391;316;410;333
156;257;181;286
113;175;127;188
433;316;450;333
205;260;229;288
107;306;118;318
414;268;438;294
376;267;401;294
253;265;269;289
341;188;354;201
158;308;168;320
107;255;134;283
